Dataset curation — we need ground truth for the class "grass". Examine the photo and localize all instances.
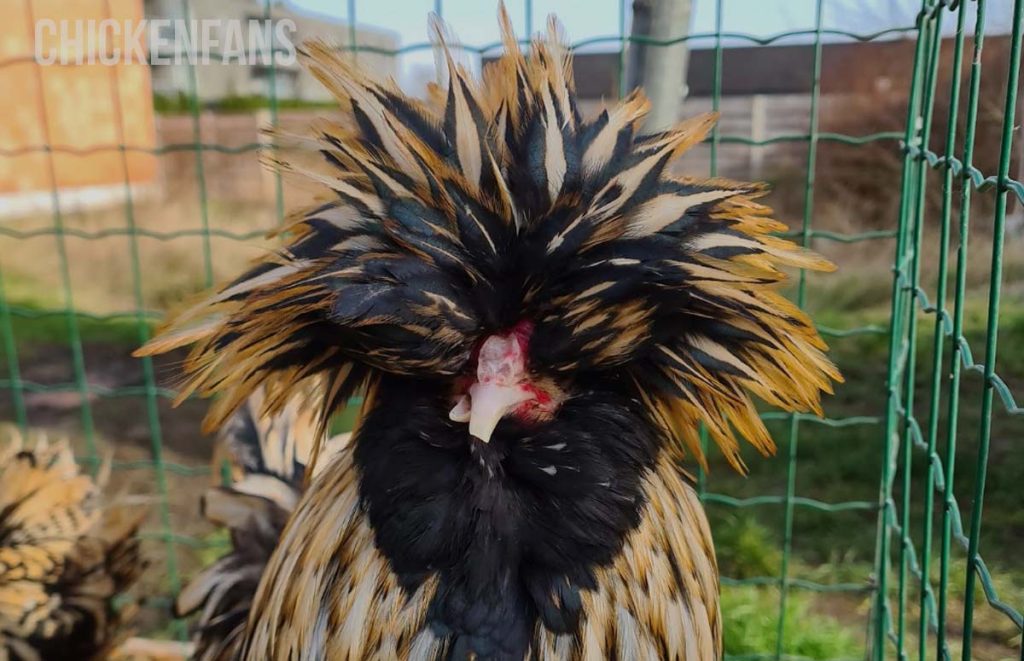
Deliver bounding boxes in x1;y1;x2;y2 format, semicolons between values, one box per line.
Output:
714;511;1024;660
154;92;339;114
715;514;865;659
1;302;148;352
700;296;1023;598
697;281;1024;658
722;585;864;660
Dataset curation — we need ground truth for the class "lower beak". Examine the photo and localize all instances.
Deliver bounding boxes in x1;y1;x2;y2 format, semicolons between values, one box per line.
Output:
448;382;532;443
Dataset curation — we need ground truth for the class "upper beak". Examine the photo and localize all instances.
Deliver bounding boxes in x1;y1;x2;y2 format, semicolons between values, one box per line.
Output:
449;382;532;443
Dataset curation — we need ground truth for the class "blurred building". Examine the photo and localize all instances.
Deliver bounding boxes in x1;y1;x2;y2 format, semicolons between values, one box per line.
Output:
143;0;398;102
530;35;1014;179
0;0;158;215
566;38;1012;100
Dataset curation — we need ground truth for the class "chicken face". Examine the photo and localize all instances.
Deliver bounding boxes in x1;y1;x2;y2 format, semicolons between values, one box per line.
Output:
448;320;564;443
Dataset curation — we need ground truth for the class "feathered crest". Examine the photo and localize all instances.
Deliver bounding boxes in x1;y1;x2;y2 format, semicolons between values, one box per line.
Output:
137;4;840;472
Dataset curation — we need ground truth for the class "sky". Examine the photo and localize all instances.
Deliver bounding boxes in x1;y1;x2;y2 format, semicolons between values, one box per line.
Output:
286;0;1015;88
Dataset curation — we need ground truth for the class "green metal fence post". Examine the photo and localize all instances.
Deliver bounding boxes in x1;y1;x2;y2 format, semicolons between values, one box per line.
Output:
617;0;627;99
873;1;932;656
695;0;724;504
774;2;824;658
896;4;944;658
961;1;1024;658
18;0;101;472
936;0;988;655
265;0;285;224
0;270;27;431
918;2;969;658
347;0;359;67
708;0;723;179
98;0;186;639
177;0;215;288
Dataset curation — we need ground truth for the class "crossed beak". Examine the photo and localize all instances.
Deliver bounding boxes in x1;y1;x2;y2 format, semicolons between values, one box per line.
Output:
448;330;534;443
449;382;533;444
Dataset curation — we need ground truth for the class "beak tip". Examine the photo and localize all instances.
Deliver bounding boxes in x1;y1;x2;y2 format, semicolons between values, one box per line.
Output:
456;382;534;446
468;417;499;444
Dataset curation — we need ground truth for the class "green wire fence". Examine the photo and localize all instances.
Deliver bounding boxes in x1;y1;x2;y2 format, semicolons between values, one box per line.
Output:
0;0;1021;658
877;3;1024;661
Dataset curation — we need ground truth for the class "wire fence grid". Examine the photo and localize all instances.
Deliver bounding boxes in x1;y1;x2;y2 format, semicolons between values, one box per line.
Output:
0;0;1021;659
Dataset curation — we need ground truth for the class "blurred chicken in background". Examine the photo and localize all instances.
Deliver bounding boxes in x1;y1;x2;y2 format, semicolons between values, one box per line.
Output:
0;426;146;661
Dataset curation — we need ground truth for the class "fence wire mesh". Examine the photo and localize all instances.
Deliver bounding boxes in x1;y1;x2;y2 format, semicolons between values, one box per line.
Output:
0;0;1021;658
876;1;1024;660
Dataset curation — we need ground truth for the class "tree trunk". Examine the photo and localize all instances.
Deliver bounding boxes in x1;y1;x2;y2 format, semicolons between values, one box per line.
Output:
626;0;693;132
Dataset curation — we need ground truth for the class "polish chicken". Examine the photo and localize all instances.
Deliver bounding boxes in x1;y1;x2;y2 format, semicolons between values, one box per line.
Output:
140;6;840;659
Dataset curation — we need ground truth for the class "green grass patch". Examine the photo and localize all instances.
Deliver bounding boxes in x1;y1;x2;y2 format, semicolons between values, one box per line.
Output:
714;513;783;579
703;299;1023;569
0;301;152;359
723;585;864;659
154;92;339;114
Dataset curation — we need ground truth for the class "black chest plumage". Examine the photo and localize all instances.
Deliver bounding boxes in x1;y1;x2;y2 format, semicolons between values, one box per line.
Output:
353;376;661;660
